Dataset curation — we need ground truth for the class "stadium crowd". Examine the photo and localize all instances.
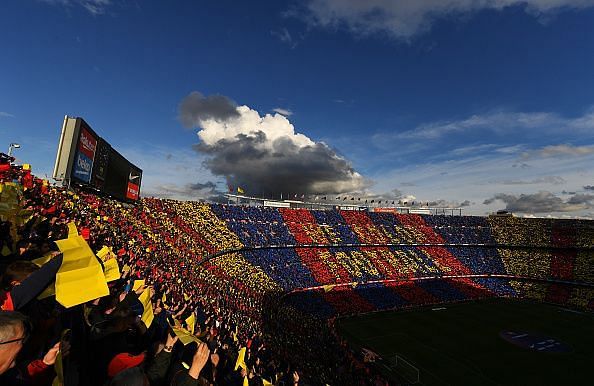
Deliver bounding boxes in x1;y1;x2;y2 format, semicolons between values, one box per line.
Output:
1;153;594;385
1;155;396;385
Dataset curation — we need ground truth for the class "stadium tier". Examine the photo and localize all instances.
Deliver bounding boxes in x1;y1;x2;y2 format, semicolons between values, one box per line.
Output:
1;157;594;385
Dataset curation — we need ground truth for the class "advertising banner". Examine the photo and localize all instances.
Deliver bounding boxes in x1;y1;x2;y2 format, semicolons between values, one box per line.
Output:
126;182;139;200
72;127;97;183
373;207;397;213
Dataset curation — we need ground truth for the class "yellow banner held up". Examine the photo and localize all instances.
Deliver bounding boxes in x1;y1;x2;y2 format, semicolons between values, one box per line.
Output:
103;258;121;282
138;288;154;328
37;283;56;300
67;222;78;238
1;245;12;257
34;256;60;300
51;329;69;386
234;347;247;371
96;246;115;262
54;235;109;308
32;252;57;267
0;183;22;222
132;280;145;291
55;266;109;308
171;325;202;346
185;313;196;335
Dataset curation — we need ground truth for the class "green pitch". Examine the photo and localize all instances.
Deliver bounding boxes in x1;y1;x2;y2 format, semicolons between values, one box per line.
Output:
337;298;594;385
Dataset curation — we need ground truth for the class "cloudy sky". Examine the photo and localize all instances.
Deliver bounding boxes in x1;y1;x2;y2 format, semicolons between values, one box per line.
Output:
2;0;594;217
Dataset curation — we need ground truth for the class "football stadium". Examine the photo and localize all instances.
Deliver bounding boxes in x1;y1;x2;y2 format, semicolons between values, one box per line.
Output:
1;115;594;385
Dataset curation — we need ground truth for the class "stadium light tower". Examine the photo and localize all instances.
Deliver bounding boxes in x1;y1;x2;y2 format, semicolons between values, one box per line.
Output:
8;143;21;157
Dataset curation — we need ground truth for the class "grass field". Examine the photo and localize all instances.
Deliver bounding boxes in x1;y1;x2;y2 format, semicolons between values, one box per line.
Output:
337;298;594;385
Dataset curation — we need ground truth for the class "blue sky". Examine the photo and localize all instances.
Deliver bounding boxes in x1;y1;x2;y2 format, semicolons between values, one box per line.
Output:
2;0;594;216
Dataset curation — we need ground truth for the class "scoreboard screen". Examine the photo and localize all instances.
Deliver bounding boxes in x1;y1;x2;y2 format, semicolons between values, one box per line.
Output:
53;116;142;202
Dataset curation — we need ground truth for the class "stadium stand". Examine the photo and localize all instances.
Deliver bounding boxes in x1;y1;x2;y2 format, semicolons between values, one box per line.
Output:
1;154;594;385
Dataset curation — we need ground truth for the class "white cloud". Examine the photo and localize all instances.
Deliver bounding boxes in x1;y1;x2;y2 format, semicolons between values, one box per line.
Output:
520;144;594;159
449;143;498;156
484;191;594;213
392;109;594;140
493;175;566;185
272;107;293;116
298;0;594;40
271;28;300;48
41;0;111;15
197;105;314;149
0;112;14;118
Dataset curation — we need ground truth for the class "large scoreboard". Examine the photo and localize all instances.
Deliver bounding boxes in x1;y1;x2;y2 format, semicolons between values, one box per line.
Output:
53;116;142;202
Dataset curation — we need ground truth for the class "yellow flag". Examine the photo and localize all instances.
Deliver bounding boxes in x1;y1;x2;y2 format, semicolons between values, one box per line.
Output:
37;283;56;300
237;187;245;194
96;246;114;262
0;184;22;222
122;264;131;273
1;245;12;256
262;379;273;386
185;313;196;335
138;288;154;328
133;280;145;291
183;292;190;301
54;235;109;308
22;164;31;171
34;255;60;300
161;293;167;304
32;252;55;267
51;329;69;386
322;284;336;292
243;376;249;386
171;325;201;345
67;222;78;238
103;258;121;282
55;266;109;308
234;347;247;371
